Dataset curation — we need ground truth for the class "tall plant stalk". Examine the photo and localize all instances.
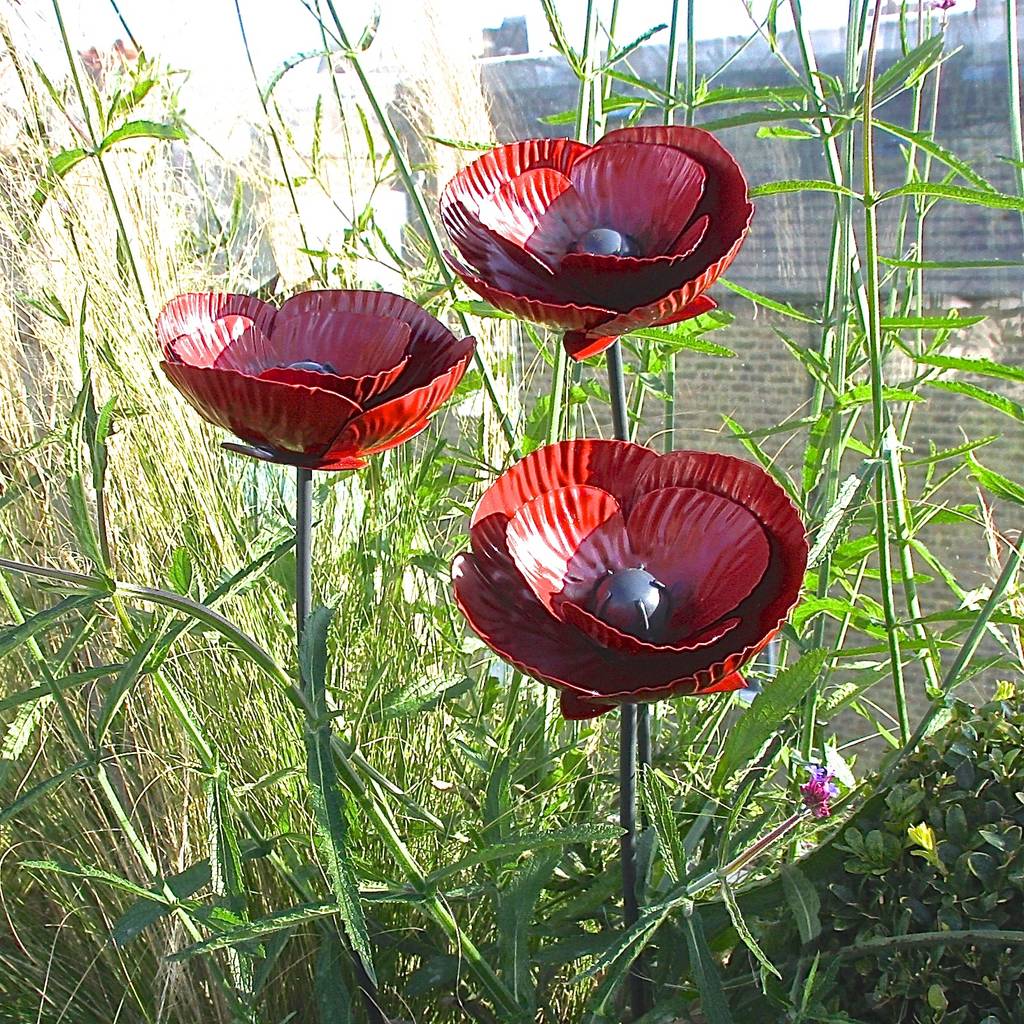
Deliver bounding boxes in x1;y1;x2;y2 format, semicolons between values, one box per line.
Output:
862;1;910;743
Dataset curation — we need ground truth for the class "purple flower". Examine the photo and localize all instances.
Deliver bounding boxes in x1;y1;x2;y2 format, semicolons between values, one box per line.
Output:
932;0;955;10
800;765;839;819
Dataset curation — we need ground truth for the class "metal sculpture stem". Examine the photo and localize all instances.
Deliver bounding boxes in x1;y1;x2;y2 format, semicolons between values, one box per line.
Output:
295;468;385;1024
606;341;649;1019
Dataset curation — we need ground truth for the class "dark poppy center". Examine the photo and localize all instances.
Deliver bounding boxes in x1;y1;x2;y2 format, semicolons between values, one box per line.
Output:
590;567;670;640
283;359;339;375
572;227;640;258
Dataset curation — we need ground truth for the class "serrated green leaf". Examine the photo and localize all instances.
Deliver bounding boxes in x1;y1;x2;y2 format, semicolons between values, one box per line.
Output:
713;650;829;788
966;452;1024;506
720;877;780;979
781;864;822;943
683;904;735;1023
0;594;99;661
97;119;186;153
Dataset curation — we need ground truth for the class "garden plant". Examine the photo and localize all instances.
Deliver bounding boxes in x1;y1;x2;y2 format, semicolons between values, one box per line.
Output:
0;0;1022;1022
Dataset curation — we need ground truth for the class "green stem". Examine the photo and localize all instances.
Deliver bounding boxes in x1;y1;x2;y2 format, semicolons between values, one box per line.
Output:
50;0;149;316
1008;0;1024;240
862;3;910;743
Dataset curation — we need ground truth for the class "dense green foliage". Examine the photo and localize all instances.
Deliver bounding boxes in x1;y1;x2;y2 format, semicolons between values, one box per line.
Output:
721;692;1024;1023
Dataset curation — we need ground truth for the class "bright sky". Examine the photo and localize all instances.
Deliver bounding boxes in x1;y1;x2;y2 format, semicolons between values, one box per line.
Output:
15;0;859;78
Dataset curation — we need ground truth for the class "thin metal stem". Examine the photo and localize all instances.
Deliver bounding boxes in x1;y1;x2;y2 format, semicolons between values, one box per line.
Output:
295;468;385;1024
618;703;646;1019
607;341;647;1019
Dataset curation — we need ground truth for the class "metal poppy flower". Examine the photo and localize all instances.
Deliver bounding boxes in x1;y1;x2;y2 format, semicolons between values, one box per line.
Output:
452;440;807;719
157;290;475;471
440;126;753;361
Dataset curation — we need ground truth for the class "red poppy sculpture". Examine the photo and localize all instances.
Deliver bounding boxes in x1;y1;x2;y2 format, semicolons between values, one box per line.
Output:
157;290;475;471
453;440;807;719
440;126;753;360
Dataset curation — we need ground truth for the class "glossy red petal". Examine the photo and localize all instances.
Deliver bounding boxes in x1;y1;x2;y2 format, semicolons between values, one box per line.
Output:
472;438;658;527
596;126;753;266
321;338;474;461
258;356;410;406
569;142;706;253
505;485;631;614
166;315;271;373
275;289;457;351
652;293;717;328
259;310;411;379
635;451;808;653
561;600;739;655
692;670;747;695
569;142;704;253
161;362;361;458
562;292;717;362
441;138;590;208
560;691;616;720
446;252;614;332
156;292;275;357
627;486;770;636
453;515;630;698
556;218;707;311
479;169;591;270
442;196;564;295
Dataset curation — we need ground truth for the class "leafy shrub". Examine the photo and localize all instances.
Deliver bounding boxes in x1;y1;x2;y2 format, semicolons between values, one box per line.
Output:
726;691;1024;1023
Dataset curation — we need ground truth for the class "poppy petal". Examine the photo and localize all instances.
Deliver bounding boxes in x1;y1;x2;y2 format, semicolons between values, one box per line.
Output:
446;253;614;333
626;486;770;636
472;438;659;527
275;289;457;350
556;218;707;311
569;142;705;253
161;362;361;459
260;311;411;379
441;138;590;208
166;315;272;373
595;125;753;266
479;169;591;270
560;691;617;720
156;292;275;357
561;601;739;655
505;485;632;615
634;452;808;652
321;338;474;461
258;357;410;406
453;515;631;697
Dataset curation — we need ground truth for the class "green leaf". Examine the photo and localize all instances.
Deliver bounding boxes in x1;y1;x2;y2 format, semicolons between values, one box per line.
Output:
781;864;822;943
722;416;801;505
31;147;89;211
808;461;880;568
874;120;994;191
93;630;161;745
451;299;517;320
880;313;985;329
755;126;817;140
875;183;1024;211
424;823;621;888
97;119;186;153
912;352;1024;383
718;279;818;323
22;858;170;903
682;904;735;1024
926;380;1024;424
0;594;99;660
315;927;355;1023
169;900;343;960
720;877;780;979
713;650;829;788
641;769;686;884
625;324;736;358
966;452;1024;507
750;179;860;199
0;758;96;828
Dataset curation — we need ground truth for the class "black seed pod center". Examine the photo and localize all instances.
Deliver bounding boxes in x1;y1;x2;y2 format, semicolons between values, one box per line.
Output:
591;567;670;640
572;227;640;258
